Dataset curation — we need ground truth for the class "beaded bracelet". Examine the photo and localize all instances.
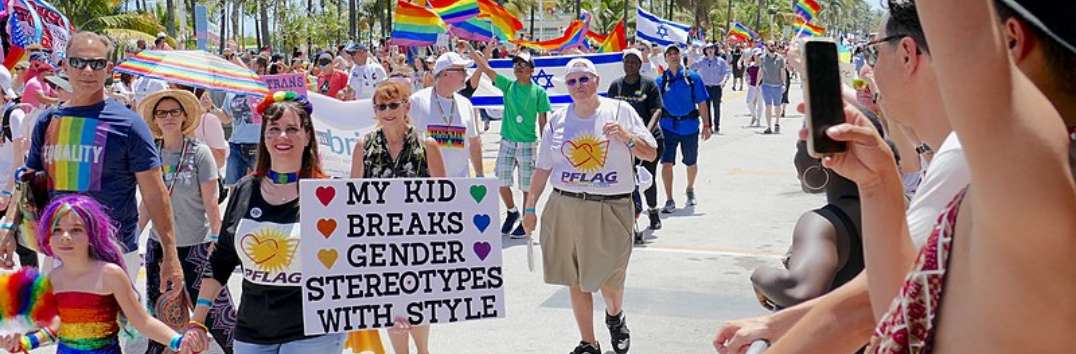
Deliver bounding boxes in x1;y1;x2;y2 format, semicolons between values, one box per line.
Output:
169;334;183;352
195;297;213;308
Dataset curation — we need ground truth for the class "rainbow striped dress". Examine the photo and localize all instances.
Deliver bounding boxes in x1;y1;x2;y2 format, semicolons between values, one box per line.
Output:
55;292;121;354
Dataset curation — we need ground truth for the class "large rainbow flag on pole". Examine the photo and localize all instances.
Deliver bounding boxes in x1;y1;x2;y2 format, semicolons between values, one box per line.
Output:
728;21;758;42
592;20;626;53
514;18;588;52
476;0;523;41
793;0;822;22
429;0;479;24
390;0;448;46
793;17;825;37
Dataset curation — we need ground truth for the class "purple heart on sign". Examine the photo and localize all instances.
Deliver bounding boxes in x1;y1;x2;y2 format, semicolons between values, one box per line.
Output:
473;242;492;261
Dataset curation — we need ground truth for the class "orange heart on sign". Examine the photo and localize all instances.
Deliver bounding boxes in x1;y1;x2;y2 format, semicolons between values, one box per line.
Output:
317;218;337;239
318;249;338;269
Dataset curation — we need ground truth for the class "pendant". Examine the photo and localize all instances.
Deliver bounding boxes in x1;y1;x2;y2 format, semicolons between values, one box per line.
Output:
516;115;524;123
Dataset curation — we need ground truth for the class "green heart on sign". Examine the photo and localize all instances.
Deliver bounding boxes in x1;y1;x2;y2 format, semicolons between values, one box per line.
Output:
470;185;487;204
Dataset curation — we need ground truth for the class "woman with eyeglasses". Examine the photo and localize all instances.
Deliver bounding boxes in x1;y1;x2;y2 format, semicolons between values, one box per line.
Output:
136;89;238;354
522;58;657;354
188;92;342;354
348;81;444;354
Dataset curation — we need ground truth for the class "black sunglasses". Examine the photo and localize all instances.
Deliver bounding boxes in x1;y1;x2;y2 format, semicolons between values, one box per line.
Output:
565;76;592;87
68;57;109;71
864;34;908;67
375;101;405;111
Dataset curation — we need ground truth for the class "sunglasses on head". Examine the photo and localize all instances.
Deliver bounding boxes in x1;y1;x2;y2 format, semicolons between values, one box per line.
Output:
565;76;592;87
68;57;109;71
375;101;405;111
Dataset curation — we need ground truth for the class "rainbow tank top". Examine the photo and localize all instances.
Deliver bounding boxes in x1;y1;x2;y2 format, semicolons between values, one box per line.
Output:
55;292;121;354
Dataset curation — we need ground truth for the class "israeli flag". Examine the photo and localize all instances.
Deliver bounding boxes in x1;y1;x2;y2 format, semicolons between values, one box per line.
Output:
467;52;625;108
635;6;690;47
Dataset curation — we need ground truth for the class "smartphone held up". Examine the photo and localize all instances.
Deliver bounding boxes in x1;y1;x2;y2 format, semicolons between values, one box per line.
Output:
802;38;848;158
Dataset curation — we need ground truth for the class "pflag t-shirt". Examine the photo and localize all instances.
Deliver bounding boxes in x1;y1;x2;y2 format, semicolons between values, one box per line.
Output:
536;97;656;195
409;87;479;178
494;74;551;143
26;98;161;252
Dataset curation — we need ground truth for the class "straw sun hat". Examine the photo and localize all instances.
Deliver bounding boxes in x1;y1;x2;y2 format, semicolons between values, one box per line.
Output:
139;89;204;138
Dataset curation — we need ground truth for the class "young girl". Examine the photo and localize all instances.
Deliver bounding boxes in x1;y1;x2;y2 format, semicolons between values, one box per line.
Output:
0;195;205;353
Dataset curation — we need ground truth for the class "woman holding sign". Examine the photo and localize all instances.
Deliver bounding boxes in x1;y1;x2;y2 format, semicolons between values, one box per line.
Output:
522;58;658;354
187;92;342;354
350;80;445;354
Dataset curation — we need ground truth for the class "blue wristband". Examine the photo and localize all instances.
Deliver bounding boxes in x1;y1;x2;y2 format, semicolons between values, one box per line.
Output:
196;298;213;308
0;223;13;231
207;233;219;242
168;334;183;351
524;207;537;214
0;190;11;197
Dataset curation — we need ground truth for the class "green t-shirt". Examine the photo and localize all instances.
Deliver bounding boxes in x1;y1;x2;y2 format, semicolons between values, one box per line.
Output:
495;74;552;142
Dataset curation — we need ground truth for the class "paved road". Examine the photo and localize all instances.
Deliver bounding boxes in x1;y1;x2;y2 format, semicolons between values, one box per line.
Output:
29;80;820;354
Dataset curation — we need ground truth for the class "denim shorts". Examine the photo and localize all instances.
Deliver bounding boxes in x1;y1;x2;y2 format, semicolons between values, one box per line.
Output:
660;131;699;166
761;84;784;106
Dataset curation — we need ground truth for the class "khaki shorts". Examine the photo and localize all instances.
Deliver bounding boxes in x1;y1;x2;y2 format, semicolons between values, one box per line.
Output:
539;191;634;292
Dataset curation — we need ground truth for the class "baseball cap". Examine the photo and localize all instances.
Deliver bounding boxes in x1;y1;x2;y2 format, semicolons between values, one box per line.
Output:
512;51;535;67
0;66;16;98
565;57;597;77
316;52;333;66
344;42;368;53
664;45;681;55
433;52;473;76
998;0;1075;54
622;48;644;61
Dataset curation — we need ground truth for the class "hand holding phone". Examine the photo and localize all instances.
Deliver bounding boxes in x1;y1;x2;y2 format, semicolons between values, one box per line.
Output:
802;38;847;158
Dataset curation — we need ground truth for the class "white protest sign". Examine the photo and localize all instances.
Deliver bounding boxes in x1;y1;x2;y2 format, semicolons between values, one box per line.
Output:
299;177;504;335
307;92;377;177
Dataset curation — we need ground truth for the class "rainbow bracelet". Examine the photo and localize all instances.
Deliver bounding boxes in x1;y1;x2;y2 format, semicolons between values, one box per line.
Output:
169;334;183;352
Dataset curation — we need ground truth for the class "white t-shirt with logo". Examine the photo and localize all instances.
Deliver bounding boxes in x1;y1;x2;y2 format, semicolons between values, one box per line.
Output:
348;61;388;99
409;87;479;178
537;97;656;195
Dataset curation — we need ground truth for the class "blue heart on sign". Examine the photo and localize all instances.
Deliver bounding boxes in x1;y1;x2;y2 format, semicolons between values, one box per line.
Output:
473;214;491;233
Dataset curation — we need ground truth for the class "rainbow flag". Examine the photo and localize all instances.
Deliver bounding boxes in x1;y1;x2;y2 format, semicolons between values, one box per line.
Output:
514;19;587;52
793;17;825;37
451;17;495;41
596;20;626;53
391;0;448;46
794;0;822;22
429;0;479;24
476;0;522;41
728;21;757;42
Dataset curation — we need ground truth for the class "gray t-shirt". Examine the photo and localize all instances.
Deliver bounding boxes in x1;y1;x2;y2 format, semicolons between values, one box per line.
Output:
761;54;786;86
150;140;219;247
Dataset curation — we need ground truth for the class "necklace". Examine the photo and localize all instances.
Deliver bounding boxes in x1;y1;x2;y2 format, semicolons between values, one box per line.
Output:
266;170;299;184
433;90;455;125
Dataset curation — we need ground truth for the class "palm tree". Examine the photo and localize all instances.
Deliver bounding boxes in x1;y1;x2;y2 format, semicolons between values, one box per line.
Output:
60;0;168;46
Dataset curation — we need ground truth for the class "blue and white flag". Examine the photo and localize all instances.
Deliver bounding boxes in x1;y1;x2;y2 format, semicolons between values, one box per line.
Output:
468;52;625;108
635;6;690;47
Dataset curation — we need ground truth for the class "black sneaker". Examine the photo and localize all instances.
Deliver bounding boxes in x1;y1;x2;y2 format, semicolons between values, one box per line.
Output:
775;124;781;134
510;224;528;239
501;210;520;235
570;341;601;354
648;209;662;230
634;230;644;245
686;190;697;207
606;312;631;354
662;200;676;213
762;128;773;134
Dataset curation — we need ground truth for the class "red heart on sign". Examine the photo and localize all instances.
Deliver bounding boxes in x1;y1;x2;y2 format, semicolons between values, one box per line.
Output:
316;219;337;239
315;186;336;206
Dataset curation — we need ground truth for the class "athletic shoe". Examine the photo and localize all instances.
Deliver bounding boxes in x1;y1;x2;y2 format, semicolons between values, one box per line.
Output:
648;209;662;230
686;189;698;206
570;341;601;354
762;128;773;134
606;312;631;354
775;124;781;134
662;200;676;213
510;224;528;239
501;210;520;235
634;230;644;245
